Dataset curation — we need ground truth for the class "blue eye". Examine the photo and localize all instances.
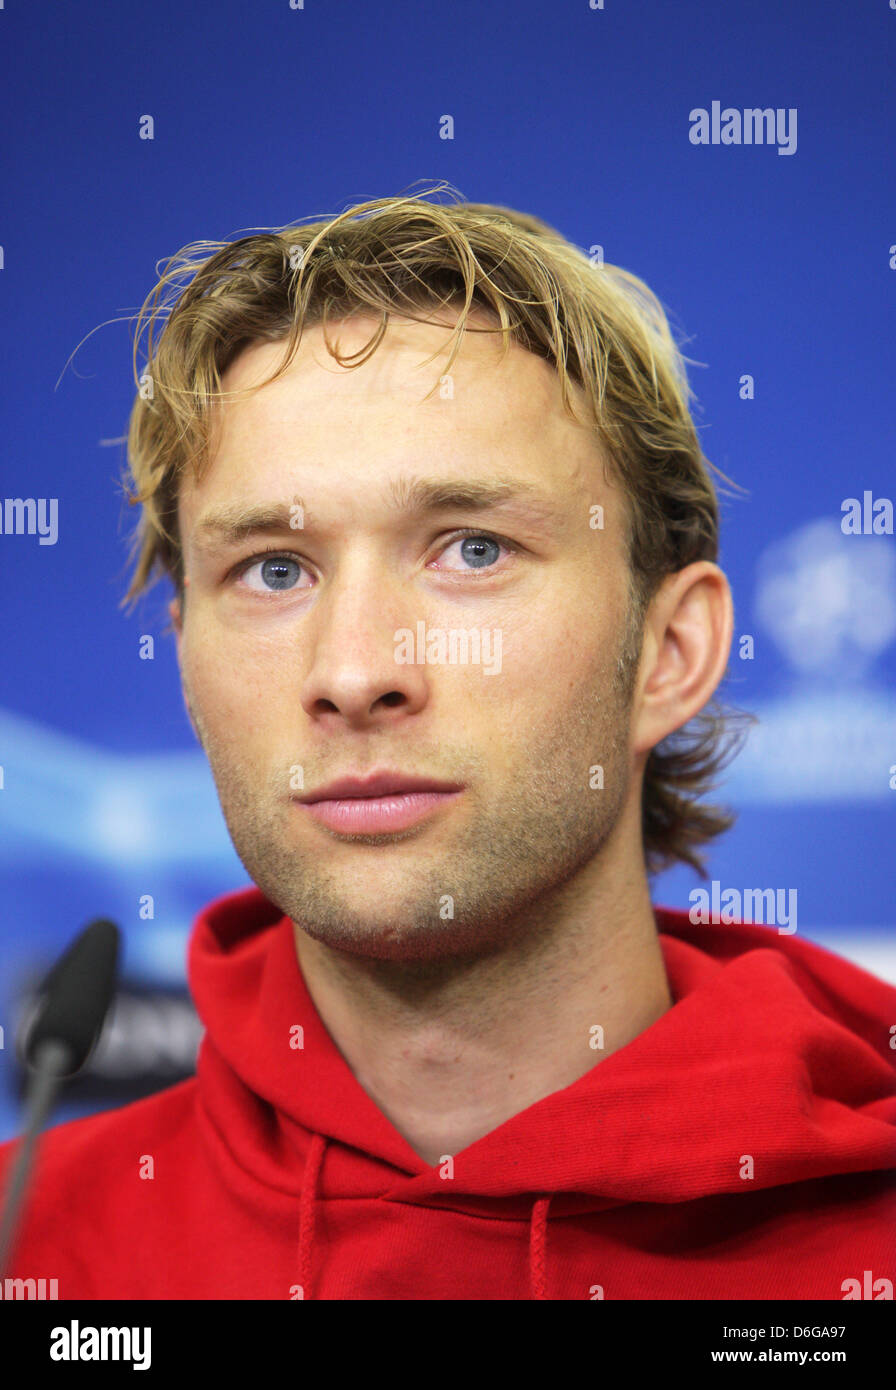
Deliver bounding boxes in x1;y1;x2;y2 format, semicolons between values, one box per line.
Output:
439;531;508;571
240;554;306;592
457;535;501;568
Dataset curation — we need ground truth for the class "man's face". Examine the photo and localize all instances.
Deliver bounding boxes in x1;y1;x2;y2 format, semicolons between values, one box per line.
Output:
173;311;643;962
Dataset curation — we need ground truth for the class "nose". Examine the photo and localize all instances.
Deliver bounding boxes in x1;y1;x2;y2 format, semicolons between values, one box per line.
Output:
298;556;430;728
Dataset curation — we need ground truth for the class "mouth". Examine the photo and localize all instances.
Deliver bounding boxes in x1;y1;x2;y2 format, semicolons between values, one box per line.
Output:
295;770;464;835
297;788;463;834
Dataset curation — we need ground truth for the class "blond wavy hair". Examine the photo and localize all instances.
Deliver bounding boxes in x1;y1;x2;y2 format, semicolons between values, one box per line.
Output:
120;181;753;877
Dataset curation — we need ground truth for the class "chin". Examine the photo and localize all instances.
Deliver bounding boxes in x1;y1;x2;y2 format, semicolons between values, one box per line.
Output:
296;915;504;965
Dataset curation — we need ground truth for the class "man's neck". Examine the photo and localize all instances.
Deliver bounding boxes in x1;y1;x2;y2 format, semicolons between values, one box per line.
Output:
291;850;673;1168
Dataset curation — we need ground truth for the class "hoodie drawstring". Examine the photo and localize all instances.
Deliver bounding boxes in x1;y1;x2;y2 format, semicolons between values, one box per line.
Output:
529;1196;551;1299
298;1132;326;1299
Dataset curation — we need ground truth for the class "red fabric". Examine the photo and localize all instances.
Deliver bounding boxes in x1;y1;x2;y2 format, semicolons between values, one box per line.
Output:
1;885;894;1300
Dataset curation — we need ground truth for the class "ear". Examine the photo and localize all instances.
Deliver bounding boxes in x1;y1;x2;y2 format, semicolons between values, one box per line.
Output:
631;561;734;758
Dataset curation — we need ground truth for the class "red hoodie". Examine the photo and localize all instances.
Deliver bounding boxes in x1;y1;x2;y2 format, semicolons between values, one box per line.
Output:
1;885;894;1300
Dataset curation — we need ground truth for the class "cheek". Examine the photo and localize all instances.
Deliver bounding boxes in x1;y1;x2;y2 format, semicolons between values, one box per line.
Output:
509;606;617;695
464;614;601;751
181;624;271;727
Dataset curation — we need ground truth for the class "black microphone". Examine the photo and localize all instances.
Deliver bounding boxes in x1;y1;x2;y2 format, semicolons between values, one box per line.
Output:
0;918;120;1276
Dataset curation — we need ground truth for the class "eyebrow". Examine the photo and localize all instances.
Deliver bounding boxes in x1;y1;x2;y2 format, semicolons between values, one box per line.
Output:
192;476;561;550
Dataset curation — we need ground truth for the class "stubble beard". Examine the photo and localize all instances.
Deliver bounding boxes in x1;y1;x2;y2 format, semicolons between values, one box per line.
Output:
186;613;642;967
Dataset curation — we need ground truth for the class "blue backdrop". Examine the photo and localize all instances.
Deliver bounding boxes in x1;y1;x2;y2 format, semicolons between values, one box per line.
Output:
1;0;894;1140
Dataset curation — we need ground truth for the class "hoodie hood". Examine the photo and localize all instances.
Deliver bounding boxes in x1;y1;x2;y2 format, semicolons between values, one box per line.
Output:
188;887;896;1299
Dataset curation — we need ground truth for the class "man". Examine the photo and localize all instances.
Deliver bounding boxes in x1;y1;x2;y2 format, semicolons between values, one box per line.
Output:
1;191;893;1300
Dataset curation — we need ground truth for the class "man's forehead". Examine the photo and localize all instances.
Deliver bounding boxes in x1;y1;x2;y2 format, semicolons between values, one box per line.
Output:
217;311;583;424
179;313;617;531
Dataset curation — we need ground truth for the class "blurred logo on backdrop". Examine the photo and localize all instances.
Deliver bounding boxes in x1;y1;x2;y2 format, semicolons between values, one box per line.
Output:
724;517;896;802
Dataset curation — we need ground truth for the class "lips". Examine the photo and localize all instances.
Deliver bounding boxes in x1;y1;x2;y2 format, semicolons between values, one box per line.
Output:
297;771;463;804
295;770;464;834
